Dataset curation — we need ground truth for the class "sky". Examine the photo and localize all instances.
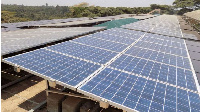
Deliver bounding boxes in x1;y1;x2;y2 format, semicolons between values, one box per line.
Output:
1;0;175;7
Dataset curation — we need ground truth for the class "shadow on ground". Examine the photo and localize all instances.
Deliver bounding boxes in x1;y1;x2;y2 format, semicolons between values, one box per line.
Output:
18;90;46;111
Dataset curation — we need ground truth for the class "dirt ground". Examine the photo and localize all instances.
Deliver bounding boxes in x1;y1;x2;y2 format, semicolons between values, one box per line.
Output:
1;76;47;112
177;16;200;39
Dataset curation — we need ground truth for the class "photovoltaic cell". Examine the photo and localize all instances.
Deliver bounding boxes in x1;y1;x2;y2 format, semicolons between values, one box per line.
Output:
188;91;200;111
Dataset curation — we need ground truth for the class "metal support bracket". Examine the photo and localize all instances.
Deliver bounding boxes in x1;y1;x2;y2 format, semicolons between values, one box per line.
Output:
46;80;50;96
46;89;92;100
14;66;20;72
100;99;109;109
49;79;56;88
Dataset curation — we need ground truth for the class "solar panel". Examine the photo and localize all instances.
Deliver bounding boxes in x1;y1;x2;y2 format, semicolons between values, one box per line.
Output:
78;68;200;112
90;29;145;45
73;36;128;52
109;54;196;91
4;49;101;89
122;15;183;37
2;28;200;112
1;27;105;56
76;29;200;111
2;28;144;87
72;29;145;52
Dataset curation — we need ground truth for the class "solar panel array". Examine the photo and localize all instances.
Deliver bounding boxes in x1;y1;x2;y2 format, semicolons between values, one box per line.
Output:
122;15;183;37
1;27;104;56
78;29;200;112
1;17;90;32
3;27;200;112
34;19;110;27
1;14;136;32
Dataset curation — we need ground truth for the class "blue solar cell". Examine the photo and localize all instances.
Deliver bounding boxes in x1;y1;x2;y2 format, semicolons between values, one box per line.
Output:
136;98;151;111
188;92;200;112
149;101;163;111
177;68;186;88
185;70;197;91
158;65;168;82
164;86;176;111
111;75;137;104
177;89;190;112
183;58;191;69
167;66;177;85
149;63;161;79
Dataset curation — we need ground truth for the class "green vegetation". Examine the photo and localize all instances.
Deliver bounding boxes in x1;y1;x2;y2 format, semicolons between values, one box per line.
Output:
1;4;71;22
1;11;30;23
173;0;200;15
1;2;175;23
150;4;174;15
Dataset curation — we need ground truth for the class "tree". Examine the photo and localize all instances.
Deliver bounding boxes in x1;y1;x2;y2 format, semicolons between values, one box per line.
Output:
1;11;29;23
150;4;174;15
1;4;155;23
74;2;89;7
173;0;199;15
173;0;195;9
174;0;200;9
150;4;160;10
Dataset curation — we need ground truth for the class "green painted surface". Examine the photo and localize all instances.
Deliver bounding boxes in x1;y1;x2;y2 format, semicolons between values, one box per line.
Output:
94;18;139;29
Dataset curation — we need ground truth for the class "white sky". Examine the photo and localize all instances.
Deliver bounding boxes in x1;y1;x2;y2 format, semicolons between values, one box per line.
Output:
1;0;175;7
